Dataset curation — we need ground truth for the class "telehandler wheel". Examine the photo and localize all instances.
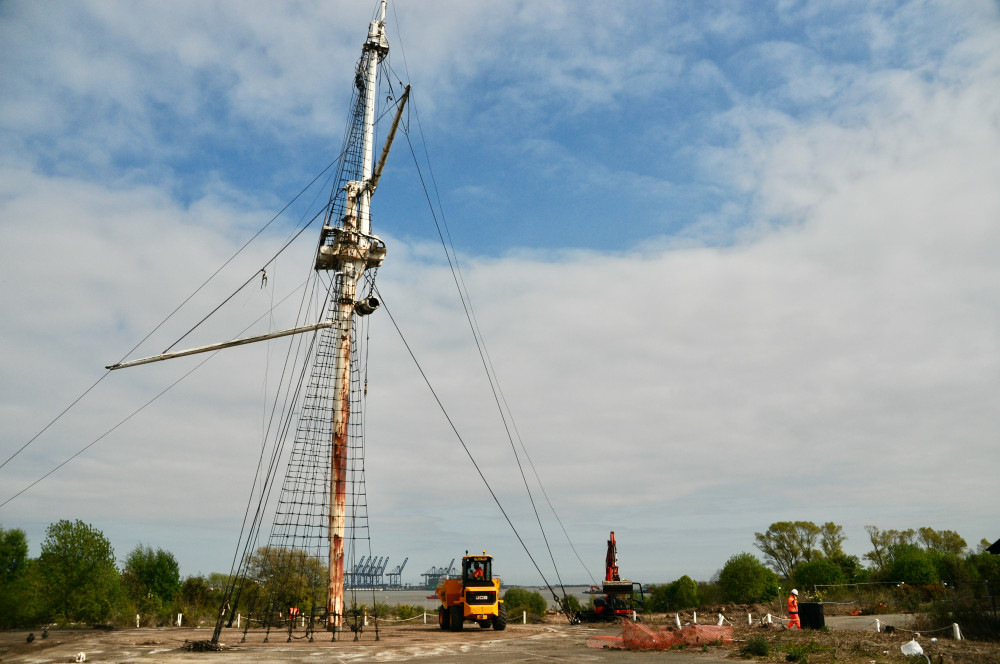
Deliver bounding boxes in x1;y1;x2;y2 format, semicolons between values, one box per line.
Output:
438;606;449;630
492;603;508;631
449;604;464;631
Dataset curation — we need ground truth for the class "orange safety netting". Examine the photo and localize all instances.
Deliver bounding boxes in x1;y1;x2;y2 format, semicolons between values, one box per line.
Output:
586;620;733;651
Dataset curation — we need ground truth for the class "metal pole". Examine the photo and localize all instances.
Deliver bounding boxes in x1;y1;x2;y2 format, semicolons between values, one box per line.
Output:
106;321;335;370
358;0;387;236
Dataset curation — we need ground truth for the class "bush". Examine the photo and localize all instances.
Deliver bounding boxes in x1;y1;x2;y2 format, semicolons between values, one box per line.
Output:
559;594;581;613
718;553;779;604
887;545;939;585
783;640;829;663
697;580;725;605
739;634;770;657
503;588;548;619
387;603;419;620
923;598;1000;641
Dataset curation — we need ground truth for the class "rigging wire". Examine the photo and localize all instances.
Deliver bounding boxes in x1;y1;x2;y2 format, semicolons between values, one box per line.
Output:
389;0;593;601
399;110;571;610
0;374;109;473
0;156;341;479
217;273;336;635
374;289;563;596
0;277;318;510
216;68;408;636
161;205;328;355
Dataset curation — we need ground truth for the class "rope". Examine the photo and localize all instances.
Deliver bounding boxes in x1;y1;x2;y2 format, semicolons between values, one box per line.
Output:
0;155;340;489
374;290;562;600
400;94;577;616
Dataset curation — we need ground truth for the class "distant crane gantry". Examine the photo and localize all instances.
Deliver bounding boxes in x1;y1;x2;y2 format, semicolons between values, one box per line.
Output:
420;558;456;589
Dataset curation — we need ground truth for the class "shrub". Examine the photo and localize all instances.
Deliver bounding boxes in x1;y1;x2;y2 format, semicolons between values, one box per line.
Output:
559;594;581;613
739;634;770;657
718;553;779;604
783;640;829;663
697;580;725;605
394;603;420;620
503;588;547;619
887;545;939;585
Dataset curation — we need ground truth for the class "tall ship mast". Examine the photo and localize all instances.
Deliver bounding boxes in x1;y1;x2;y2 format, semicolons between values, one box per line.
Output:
109;0;408;642
316;0;390;629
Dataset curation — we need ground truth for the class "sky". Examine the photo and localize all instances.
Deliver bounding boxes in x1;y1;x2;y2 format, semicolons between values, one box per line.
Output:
1;0;999;588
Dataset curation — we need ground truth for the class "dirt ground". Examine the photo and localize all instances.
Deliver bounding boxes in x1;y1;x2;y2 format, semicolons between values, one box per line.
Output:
1;614;997;663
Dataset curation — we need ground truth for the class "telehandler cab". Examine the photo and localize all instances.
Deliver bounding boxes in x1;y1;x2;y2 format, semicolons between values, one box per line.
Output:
436;551;507;631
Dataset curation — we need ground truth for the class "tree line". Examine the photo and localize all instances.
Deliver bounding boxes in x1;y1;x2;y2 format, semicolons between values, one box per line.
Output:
4;519;998;628
0;520;298;629
647;521;999;611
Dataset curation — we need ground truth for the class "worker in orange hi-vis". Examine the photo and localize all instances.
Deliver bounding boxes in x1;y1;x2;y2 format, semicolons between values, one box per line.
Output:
786;589;801;629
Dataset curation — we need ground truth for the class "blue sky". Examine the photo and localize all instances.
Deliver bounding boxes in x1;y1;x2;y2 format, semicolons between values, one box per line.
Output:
1;0;999;587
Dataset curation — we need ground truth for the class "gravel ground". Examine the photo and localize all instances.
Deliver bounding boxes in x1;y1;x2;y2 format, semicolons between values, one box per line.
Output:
1;614;996;663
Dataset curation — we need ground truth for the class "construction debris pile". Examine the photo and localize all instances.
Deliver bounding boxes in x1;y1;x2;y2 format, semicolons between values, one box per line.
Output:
587;620;733;651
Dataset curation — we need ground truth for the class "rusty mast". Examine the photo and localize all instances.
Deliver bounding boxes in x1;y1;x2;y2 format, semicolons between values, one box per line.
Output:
108;0;409;636
312;0;402;629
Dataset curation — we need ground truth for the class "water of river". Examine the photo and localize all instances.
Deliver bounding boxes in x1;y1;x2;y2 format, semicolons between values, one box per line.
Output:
348;585;600;611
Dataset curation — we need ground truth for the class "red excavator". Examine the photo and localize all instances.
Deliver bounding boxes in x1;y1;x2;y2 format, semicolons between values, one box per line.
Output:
574;531;645;622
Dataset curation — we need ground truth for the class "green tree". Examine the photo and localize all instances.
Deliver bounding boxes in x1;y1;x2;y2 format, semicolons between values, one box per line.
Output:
0;525;36;628
0;525;29;585
180;575;210;607
886;545;938;585
646;584;671;612
647;576;699;612
248;547;326;615
792;558;846;590
718;553;779;604
917;528;967;556
37;519;121;623
969;551;1000;587
669;575;699;609
754;521;822;578
122;544;181;621
123;545;180;602
827;553;866;583
819;522;846;558
864;526;916;570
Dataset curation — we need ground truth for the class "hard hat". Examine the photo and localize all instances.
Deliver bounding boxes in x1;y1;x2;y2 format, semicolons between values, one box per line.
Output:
791;589;799;595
